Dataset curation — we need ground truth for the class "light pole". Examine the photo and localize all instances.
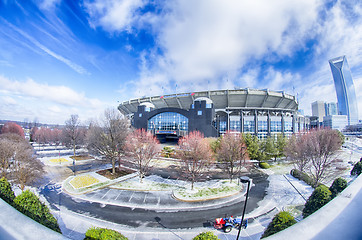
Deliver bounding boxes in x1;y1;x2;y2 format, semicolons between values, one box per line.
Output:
236;176;251;240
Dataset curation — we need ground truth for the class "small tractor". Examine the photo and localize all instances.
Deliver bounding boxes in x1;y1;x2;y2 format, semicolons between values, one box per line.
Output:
214;216;248;233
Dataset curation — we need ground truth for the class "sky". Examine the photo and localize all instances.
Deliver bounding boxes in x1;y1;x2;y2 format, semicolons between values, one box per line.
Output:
0;0;361;125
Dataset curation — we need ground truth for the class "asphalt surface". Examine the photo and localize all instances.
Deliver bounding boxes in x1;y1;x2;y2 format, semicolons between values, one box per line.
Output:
41;167;269;229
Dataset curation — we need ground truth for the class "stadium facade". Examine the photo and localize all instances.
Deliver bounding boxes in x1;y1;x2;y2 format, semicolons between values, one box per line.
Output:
118;89;310;140
329;56;359;125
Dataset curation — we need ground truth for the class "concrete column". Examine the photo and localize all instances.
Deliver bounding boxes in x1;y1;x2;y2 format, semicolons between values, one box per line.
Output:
240;111;244;133
267;110;271;137
281;111;285;136
254;109;258;136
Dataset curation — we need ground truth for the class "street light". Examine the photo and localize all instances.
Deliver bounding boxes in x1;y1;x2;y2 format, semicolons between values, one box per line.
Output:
236;176;251;240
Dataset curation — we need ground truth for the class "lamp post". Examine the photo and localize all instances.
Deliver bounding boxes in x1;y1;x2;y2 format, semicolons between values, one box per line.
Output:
236;176;251;240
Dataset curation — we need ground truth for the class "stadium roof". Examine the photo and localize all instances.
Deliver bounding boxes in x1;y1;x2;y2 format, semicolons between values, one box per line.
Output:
118;89;298;116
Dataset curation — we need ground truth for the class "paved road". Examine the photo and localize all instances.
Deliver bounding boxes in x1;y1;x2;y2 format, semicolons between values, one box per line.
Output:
41;171;269;229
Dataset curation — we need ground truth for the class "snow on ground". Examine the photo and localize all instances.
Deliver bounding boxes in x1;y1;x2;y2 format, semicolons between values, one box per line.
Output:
246;174;313;220
111;174;243;201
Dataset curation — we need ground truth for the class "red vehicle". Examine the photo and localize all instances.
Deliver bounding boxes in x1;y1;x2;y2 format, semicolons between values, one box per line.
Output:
214;216;248;233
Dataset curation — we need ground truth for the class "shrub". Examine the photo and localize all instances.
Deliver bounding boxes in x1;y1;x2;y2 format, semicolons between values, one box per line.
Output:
351;161;362;176
302;185;331;218
329;177;347;198
14;190;61;233
161;146;175;158
259;162;270;169
193;231;219;240
261;211;296;238
0;177;15;205
290;169;315;187
84;227;128;240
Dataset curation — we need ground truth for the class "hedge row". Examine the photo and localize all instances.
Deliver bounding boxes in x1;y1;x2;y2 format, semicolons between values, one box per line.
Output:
290;169;315;187
0;178;61;233
0;177;15;205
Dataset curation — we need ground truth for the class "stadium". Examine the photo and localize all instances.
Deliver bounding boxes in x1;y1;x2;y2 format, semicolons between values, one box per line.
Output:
118;89;310;140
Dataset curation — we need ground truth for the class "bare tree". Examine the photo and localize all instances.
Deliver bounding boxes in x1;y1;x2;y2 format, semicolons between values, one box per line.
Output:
285;134;310;172
125;129;160;183
0;133;44;189
86;109;130;174
285;128;342;186
12;142;44;190
307;128;342;185
0;138;14;178
177;131;213;190
216;132;250;183
63;115;85;156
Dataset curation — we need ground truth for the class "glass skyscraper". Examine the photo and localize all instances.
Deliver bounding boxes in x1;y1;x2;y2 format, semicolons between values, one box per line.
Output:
329;56;359;125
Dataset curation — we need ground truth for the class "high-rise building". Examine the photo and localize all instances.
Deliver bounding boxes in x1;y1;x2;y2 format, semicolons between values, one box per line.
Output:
329;56;359;125
325;102;338;116
312;101;326;124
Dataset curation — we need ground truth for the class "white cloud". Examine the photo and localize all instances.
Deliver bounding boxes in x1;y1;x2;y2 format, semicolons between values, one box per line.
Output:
0;75;110;124
2;19;88;75
2;96;17;105
37;0;61;11
85;0;362;119
84;0;146;32
132;0;321;96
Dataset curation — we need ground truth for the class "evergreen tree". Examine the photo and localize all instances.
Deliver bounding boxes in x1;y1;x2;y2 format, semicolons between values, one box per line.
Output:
329;177;347;198
262;211;296;238
303;185;331;218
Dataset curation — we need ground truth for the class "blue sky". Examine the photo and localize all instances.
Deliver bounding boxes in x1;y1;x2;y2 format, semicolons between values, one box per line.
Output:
0;0;361;124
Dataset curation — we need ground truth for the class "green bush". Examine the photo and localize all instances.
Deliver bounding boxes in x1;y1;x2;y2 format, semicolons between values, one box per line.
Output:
14;190;61;233
302;185;331;218
329;177;347;198
259;162;270;169
84;227;128;240
0;177;15;205
161;146;175;158
351;161;362;176
261;211;296;238
290;169;315;187
193;231;220;240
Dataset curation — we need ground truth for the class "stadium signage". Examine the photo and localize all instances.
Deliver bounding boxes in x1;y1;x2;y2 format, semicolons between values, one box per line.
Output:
160;92;195;99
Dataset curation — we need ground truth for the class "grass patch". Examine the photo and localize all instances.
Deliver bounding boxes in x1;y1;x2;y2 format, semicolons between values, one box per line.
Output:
49;158;69;163
69;175;100;189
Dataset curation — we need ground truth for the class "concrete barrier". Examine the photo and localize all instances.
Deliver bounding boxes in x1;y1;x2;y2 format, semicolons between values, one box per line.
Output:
264;174;362;240
0;198;70;240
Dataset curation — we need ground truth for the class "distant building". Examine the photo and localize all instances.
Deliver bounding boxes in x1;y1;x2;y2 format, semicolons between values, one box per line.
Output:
329;56;359;125
325;102;338;116
308;116;319;129
323;115;348;131
312;101;326;124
